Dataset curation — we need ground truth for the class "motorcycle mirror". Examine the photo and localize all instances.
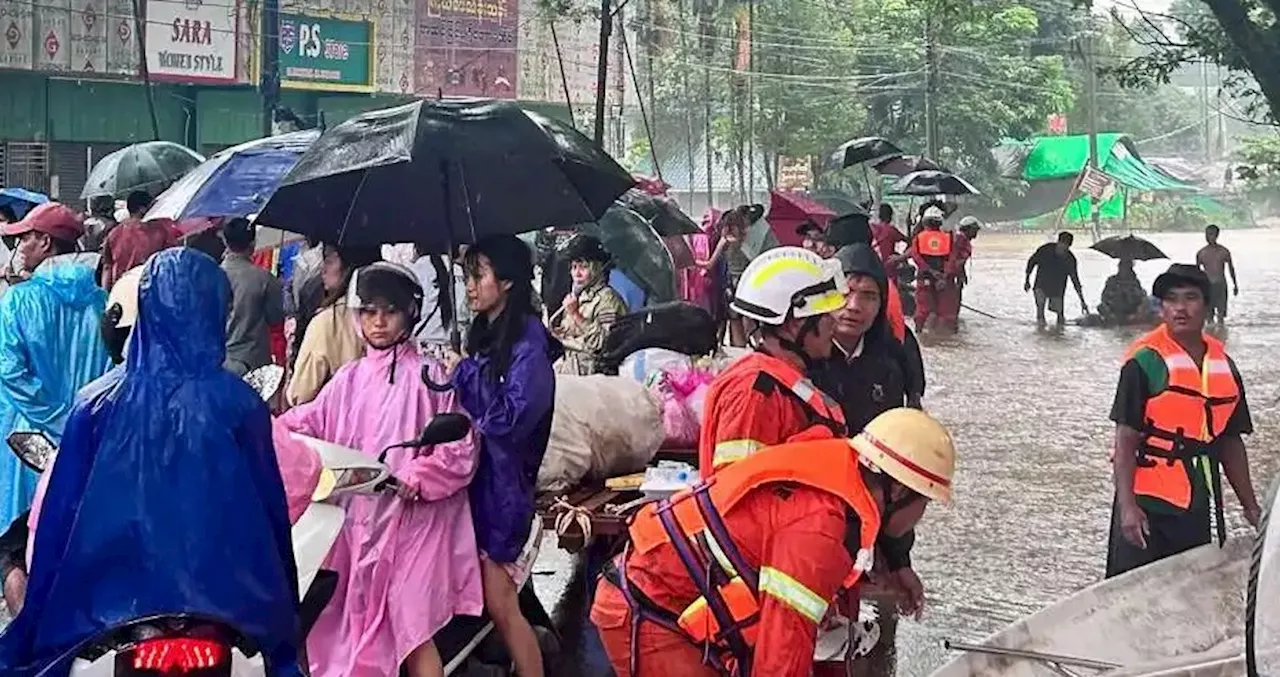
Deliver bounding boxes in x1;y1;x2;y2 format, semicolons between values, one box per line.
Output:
244;364;285;402
414;413;471;447
6;431;56;473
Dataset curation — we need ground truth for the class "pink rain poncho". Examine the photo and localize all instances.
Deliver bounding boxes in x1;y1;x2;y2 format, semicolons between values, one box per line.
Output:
280;343;483;677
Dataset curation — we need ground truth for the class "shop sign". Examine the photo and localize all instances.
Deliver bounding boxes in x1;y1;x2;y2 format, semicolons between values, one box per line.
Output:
415;0;517;98
145;0;238;83
279;13;373;92
0;0;34;70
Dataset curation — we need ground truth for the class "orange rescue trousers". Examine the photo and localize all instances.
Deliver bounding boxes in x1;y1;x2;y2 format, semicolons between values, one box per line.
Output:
914;280;960;329
592;579;722;677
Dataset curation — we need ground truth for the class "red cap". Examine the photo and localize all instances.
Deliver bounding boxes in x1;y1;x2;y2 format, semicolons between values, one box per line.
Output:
2;203;85;242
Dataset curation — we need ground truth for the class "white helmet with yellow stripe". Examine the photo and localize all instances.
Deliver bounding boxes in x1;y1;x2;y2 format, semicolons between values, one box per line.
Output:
730;246;846;326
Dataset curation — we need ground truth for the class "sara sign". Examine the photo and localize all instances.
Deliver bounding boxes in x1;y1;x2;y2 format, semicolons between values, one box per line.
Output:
145;0;237;83
279;13;373;92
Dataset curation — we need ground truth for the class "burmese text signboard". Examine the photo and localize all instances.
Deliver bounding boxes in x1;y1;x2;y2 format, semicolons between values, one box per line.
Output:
279;13;373;92
145;0;237;83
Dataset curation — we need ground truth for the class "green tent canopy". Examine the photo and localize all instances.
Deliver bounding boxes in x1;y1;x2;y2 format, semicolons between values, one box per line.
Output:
1001;134;1197;224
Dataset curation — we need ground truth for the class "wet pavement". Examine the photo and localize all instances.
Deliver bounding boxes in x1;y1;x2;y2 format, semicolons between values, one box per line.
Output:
532;227;1280;676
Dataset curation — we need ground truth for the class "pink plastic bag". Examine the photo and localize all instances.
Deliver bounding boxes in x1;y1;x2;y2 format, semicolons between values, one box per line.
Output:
650;366;715;449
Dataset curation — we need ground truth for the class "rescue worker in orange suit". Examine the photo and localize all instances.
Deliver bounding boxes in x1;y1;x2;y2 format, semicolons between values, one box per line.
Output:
591;408;957;677
908;207;962;333
697;247;849;474
1106;264;1261;578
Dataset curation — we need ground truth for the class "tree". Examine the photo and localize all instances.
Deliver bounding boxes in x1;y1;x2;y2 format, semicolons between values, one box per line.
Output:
1106;0;1280;124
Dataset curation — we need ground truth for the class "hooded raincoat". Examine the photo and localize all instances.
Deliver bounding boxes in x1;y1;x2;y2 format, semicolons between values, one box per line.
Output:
0;248;302;677
453;314;560;563
0;253;110;530
280;342;482;677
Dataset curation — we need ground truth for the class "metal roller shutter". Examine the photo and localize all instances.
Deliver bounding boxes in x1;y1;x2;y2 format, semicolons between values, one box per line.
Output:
3;142;49;194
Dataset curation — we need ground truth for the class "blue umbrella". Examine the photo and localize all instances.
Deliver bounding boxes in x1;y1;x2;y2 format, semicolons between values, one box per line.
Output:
146;130;320;222
0;188;49;220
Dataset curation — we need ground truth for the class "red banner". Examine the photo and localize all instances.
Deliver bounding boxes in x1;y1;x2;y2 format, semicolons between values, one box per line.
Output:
415;0;518;98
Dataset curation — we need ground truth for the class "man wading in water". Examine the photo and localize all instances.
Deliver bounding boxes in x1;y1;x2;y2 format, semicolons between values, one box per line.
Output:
1195;225;1238;326
1106;264;1260;578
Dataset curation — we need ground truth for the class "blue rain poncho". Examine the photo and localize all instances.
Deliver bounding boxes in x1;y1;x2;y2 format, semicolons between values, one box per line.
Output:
0;253;110;529
0;248;302;677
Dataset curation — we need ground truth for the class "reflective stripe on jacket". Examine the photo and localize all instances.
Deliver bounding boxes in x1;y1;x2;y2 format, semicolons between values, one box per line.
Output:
698;352;847;473
626;438;881;673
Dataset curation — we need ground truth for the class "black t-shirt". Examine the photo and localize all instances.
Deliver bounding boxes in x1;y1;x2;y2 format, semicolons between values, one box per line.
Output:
1026;243;1080;298
1109;348;1252;512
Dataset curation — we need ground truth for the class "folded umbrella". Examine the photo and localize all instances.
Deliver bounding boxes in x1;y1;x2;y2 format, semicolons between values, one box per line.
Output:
827;136;904;170
1090;235;1167;261
888;170;981;197
146;130;320;222
0;188;49;220
258;98;635;251
81;141;204;199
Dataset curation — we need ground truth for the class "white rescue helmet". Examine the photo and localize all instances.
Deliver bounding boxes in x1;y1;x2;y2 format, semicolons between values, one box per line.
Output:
851;408;956;504
730;246;846;326
107;266;145;329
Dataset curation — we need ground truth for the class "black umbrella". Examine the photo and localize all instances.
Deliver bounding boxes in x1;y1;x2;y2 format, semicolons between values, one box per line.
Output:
579;207;679;303
258;98;635;251
888;170;981;197
82;141;205;199
874;155;942;177
1090;235;1168;261
615;188;699;236
828;136;904;169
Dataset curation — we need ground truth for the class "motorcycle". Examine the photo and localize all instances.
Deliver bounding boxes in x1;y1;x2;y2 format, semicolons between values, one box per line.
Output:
6;361;558;677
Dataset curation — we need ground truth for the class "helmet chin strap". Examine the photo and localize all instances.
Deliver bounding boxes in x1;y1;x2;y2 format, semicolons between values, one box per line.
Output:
771;314;824;370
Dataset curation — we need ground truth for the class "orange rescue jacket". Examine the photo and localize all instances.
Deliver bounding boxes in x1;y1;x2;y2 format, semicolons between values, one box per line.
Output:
627;438;881;673
698;352;847;473
1124;324;1240;509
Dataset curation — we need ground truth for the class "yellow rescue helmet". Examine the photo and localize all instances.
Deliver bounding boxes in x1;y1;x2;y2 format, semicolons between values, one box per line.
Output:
850;408;955;504
107;266;145;329
730;246;846;326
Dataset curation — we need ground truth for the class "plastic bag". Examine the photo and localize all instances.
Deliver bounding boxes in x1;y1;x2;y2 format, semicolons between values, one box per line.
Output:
619;347;696;384
537;375;665;493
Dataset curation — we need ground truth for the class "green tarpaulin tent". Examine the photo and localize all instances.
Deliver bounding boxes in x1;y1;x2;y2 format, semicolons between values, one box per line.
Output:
1015;134;1196;222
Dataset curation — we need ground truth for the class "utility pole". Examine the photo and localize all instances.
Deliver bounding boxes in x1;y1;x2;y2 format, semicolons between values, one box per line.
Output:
261;0;282;137
1216;64;1226;162
1084;25;1101;239
1200;59;1212;163
593;0;613;147
747;0;755;201
923;15;938;159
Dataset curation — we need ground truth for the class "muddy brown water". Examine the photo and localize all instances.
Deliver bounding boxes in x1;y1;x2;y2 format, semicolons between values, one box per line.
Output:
533;227;1280;676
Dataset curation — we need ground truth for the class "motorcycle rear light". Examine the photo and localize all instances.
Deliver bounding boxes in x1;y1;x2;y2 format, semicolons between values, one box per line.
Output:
127;637;229;674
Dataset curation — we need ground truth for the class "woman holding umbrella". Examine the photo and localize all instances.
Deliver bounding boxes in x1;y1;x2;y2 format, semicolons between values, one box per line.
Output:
551;234;628;375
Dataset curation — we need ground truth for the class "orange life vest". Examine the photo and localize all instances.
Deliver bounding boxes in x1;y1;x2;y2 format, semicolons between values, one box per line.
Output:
628;439;881;672
1124;325;1239;511
705;353;849;471
914;229;953;258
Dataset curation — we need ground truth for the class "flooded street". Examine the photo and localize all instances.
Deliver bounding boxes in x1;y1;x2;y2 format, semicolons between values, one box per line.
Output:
533;227;1280;676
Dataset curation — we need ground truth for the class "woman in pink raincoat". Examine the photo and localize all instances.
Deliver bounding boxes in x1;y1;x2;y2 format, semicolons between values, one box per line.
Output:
280;262;483;677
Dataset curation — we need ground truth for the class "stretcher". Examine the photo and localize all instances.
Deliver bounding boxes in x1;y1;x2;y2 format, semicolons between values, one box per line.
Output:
537;448;696;553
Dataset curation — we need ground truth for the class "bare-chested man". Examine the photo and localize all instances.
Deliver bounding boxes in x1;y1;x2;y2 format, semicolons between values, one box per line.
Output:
1196;224;1238;324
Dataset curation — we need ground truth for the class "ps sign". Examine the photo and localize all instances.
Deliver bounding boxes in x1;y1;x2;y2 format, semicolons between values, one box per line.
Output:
278;13;373;92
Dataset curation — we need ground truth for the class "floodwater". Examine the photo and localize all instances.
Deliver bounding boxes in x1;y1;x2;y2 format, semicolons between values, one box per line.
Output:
532;227;1280;676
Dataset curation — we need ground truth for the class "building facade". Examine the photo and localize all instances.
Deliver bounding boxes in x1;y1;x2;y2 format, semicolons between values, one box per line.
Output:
0;0;602;202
